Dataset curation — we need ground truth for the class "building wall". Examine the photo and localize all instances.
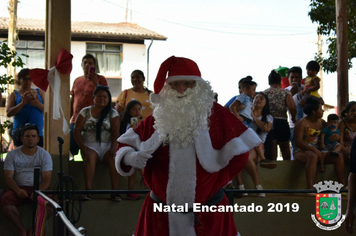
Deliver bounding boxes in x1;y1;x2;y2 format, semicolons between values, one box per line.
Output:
121;43;147;91
0;38;147;99
70;41;147;94
70;41;87;89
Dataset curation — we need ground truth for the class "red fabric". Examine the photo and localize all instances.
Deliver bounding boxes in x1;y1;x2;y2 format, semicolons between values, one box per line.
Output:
30;69;49;91
0;186;33;207
29;48;73;91
119;103;249;235
154;56;201;94
35;196;48;236
136;194;237;236
55;48;73;74
281;77;290;89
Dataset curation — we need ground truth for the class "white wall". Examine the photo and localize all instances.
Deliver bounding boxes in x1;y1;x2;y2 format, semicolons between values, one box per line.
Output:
69;41;147;93
0;38;148;101
121;43;147;90
70;41;87;89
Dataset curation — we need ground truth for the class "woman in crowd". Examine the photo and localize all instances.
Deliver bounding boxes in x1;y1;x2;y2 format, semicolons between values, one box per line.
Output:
236;92;274;197
263;70;297;160
6;68;45;148
338;101;356;161
116;70;152;120
120;100;143;200
74;85;121;201
294;96;345;192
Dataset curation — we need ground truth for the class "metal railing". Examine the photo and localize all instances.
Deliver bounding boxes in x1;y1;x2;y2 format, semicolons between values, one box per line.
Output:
35;190;85;236
33;167;85;236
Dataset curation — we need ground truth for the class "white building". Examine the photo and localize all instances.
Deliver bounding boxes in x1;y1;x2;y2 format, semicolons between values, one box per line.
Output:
0;17;167;100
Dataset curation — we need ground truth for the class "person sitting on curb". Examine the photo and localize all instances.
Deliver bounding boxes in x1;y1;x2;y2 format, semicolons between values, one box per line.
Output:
1;124;52;236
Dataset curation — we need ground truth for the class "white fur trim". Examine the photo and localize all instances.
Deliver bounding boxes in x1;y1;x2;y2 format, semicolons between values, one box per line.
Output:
140;131;162;154
115;146;136;176
194;128;260;173
150;93;160;104
117;129;162;155
167;142;197;236
169;212;195;236
117;128;142;149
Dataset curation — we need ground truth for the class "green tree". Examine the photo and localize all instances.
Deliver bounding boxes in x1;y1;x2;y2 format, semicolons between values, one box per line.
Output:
0;41;27;92
308;0;356;73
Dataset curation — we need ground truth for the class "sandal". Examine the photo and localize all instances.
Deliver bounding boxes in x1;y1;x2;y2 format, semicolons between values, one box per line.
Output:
260;159;277;169
80;194;91;201
110;193;122;202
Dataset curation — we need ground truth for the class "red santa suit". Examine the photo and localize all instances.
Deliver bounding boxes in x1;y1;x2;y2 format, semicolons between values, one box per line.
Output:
116;102;260;236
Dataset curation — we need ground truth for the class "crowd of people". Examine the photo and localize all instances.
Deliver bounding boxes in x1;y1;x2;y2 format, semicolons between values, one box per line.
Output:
2;54;356;235
223;62;355;197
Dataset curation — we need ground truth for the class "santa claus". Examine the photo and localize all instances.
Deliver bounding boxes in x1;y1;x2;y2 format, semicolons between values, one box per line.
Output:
115;56;260;236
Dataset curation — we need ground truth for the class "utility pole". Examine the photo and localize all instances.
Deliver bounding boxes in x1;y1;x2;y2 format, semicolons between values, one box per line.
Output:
125;0;129;22
317;26;323;98
7;0;18;95
335;0;349;114
125;0;132;22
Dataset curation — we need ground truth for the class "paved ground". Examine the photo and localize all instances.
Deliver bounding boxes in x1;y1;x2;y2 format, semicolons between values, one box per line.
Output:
64;193;352;236
1;193;351;236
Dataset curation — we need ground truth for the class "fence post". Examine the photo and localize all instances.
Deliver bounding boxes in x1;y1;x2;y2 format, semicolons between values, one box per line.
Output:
32;166;41;236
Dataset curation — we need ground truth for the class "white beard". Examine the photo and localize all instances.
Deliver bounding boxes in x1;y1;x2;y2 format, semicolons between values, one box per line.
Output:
152;80;214;148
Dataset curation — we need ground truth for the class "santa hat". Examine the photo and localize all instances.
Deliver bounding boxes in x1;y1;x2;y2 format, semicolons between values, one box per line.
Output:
150;56;204;103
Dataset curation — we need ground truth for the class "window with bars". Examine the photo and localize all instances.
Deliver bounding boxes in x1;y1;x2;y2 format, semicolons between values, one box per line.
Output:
86;43;123;78
16;40;45;69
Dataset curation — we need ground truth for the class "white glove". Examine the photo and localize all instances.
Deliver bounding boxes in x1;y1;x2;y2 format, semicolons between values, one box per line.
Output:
123;151;152;169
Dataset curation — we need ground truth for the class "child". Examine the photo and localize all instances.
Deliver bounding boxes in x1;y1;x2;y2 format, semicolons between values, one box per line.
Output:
229;80;256;127
229;82;276;169
302;60;321;98
120;100;143;200
319;114;343;172
120;100;143;135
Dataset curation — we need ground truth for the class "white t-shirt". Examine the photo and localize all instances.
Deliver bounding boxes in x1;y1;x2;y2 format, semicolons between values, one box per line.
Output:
4;146;52;186
285;85;305;128
79;106;119;143
250;114;274;143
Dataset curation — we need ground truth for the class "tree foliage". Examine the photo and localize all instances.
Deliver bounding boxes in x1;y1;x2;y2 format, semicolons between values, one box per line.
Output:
308;0;356;73
0;41;27;93
0;41;27;135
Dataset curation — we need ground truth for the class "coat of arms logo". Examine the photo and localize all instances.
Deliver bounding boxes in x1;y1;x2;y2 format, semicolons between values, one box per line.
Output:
311;180;345;231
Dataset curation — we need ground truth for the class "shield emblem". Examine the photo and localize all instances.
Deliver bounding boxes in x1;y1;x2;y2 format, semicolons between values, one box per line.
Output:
315;193;342;225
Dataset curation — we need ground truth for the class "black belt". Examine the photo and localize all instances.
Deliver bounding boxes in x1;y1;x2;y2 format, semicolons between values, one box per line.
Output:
150;188;225;224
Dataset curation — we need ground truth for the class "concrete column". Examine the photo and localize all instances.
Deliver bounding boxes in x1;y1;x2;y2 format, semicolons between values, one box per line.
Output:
45;0;71;157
